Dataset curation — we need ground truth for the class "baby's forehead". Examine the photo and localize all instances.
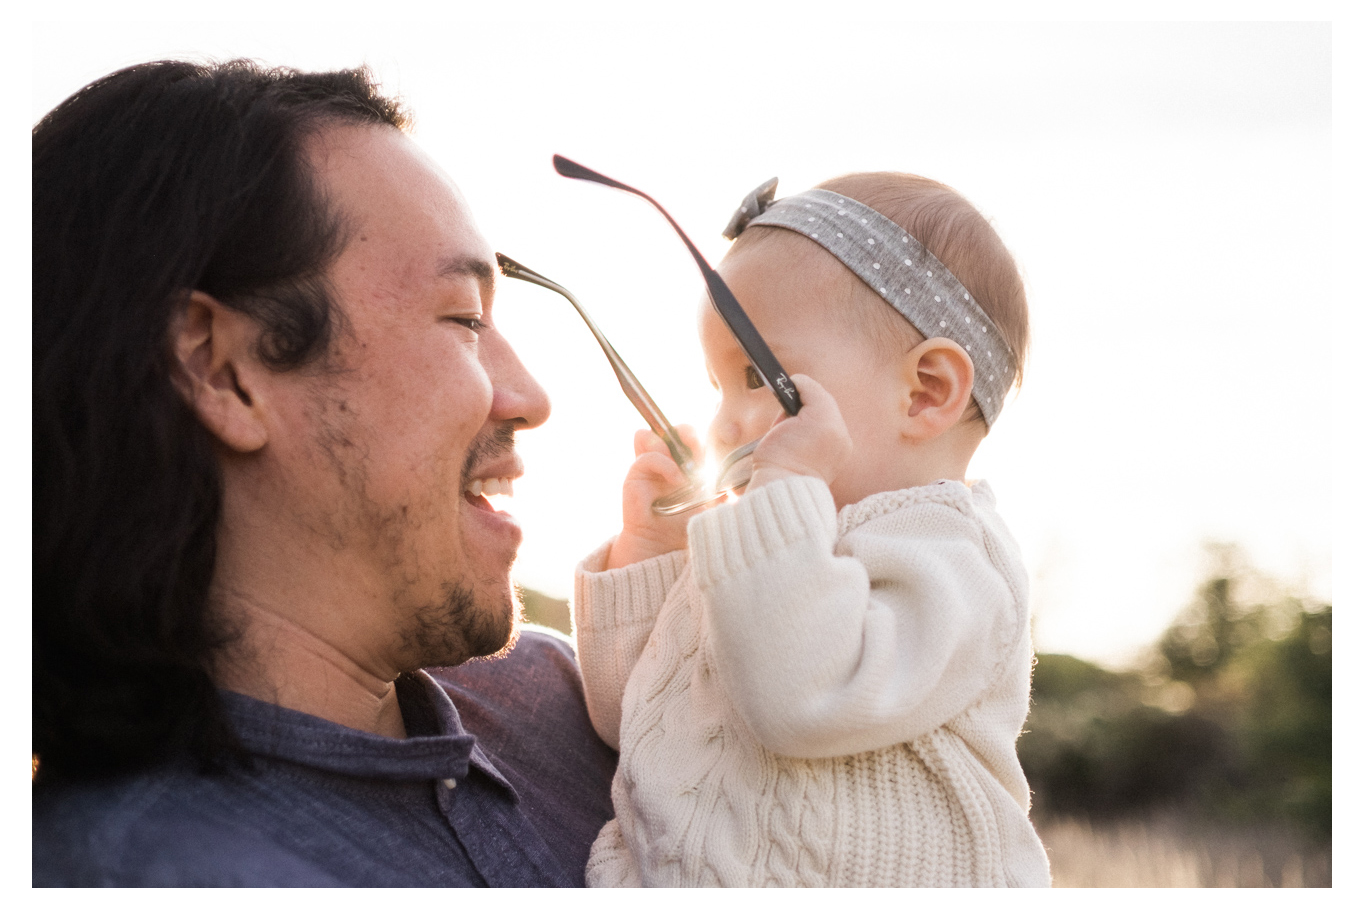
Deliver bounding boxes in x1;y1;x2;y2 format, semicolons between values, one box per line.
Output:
723;231;855;297
726;234;878;322
717;229;919;359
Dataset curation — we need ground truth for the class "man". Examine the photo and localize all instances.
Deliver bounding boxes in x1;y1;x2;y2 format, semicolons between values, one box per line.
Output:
33;60;616;886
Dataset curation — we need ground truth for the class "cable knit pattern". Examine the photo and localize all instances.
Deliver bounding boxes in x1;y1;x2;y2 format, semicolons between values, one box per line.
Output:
573;544;689;750
574;477;1051;887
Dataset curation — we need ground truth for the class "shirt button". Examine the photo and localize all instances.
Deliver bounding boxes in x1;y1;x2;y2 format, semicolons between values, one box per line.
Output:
442;778;457;790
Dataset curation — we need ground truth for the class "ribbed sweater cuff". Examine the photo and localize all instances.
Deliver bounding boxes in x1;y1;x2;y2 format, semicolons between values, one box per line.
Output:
574;542;688;631
689;476;836;590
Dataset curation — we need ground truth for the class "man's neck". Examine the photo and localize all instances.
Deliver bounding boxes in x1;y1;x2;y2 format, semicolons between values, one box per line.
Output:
213;593;409;739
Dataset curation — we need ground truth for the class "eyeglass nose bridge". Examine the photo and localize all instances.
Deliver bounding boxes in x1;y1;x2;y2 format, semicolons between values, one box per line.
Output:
649;440;757;516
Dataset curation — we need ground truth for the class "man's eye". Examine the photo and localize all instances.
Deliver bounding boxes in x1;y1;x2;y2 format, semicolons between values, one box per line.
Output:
447;316;487;332
744;365;765;390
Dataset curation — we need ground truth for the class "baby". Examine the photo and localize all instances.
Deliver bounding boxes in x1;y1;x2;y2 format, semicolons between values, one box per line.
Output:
572;172;1051;887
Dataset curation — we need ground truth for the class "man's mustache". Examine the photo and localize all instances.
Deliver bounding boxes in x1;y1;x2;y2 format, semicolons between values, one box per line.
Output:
461;424;517;483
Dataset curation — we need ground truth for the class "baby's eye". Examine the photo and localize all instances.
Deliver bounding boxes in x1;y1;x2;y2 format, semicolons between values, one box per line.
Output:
744;365;765;390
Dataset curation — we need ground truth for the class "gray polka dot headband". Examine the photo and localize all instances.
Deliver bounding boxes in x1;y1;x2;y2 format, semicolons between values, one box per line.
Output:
723;180;1017;427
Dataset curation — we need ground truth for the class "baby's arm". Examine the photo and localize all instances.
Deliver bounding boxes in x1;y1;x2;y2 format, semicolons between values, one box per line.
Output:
689;384;1019;759
573;426;700;748
574;542;686;749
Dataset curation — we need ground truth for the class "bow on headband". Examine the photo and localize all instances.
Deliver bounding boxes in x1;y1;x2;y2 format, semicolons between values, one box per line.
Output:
721;177;779;241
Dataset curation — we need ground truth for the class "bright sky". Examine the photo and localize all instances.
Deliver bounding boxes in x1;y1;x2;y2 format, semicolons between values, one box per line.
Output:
24;13;1346;668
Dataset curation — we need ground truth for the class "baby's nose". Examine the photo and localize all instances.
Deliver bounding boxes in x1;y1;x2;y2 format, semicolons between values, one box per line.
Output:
709;416;742;450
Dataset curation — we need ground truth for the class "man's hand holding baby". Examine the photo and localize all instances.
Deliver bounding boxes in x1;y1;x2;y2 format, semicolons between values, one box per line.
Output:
749;374;853;491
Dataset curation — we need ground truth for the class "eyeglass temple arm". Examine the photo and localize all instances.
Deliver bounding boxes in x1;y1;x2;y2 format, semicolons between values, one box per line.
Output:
552;155;802;417
495;253;699;478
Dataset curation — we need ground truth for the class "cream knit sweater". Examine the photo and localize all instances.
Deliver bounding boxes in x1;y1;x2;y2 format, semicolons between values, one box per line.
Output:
573;476;1051;887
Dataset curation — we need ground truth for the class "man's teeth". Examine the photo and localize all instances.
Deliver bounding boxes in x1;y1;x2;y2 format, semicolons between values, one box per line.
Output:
464;477;514;497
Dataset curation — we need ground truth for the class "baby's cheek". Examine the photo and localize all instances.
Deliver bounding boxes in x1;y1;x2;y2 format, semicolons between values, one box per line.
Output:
748;399;785;439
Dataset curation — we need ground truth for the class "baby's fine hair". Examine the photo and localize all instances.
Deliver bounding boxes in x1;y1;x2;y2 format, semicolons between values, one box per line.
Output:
729;172;1029;393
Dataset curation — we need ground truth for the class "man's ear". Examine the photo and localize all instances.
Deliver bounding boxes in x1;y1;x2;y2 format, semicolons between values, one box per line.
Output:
897;337;976;441
168;290;269;453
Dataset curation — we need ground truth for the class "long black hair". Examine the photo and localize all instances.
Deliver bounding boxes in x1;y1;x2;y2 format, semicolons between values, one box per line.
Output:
33;60;408;781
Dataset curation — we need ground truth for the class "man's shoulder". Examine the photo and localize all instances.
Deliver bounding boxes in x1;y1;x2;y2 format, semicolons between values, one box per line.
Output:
32;765;338;886
429;624;613;766
428;625;617;881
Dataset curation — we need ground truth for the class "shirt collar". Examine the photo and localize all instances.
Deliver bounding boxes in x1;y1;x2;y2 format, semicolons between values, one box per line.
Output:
219;670;515;795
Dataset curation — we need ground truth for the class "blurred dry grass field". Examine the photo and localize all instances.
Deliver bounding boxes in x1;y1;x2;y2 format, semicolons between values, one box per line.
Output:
1036;815;1331;887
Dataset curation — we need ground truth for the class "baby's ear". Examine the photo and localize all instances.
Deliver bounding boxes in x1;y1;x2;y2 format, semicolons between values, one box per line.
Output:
897;337;975;441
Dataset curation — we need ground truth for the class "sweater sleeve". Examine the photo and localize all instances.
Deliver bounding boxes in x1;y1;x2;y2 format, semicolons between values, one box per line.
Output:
572;540;688;750
688;476;1020;760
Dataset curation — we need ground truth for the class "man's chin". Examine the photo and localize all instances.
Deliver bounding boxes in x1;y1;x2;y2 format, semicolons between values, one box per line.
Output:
468;617;521;663
406;583;521;669
463;587;523;662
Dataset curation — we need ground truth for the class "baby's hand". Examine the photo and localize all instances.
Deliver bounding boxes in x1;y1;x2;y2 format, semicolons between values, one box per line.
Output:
749;375;852;490
605;425;703;570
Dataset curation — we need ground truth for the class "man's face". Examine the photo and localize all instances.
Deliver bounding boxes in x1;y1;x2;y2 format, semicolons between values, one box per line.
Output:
269;124;549;672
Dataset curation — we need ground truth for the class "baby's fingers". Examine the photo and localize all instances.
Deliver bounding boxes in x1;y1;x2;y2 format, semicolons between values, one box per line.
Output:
634;425;703;465
633;428;664;458
613;448;694;567
626;450;688;489
674;423;702;454
785;374;841;423
752;375;852;485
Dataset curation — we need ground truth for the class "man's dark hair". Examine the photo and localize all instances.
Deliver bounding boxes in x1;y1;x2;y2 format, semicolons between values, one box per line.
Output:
33;59;409;781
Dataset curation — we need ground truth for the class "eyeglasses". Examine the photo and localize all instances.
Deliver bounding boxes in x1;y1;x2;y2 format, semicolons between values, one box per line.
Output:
496;157;803;515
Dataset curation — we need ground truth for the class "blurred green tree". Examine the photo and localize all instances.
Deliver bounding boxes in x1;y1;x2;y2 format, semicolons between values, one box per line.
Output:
517;587;572;636
1021;543;1330;839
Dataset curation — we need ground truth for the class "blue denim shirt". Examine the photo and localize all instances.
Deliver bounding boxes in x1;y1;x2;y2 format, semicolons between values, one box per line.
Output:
32;630;617;886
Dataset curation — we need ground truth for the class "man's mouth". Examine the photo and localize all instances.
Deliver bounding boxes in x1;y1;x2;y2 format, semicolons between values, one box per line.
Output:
463;476;515;511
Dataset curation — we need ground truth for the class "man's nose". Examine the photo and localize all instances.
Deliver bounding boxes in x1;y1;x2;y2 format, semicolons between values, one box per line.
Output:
485;331;551;429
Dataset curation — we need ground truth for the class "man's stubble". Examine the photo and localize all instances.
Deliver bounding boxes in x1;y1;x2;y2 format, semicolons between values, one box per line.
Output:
310;388;522;670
